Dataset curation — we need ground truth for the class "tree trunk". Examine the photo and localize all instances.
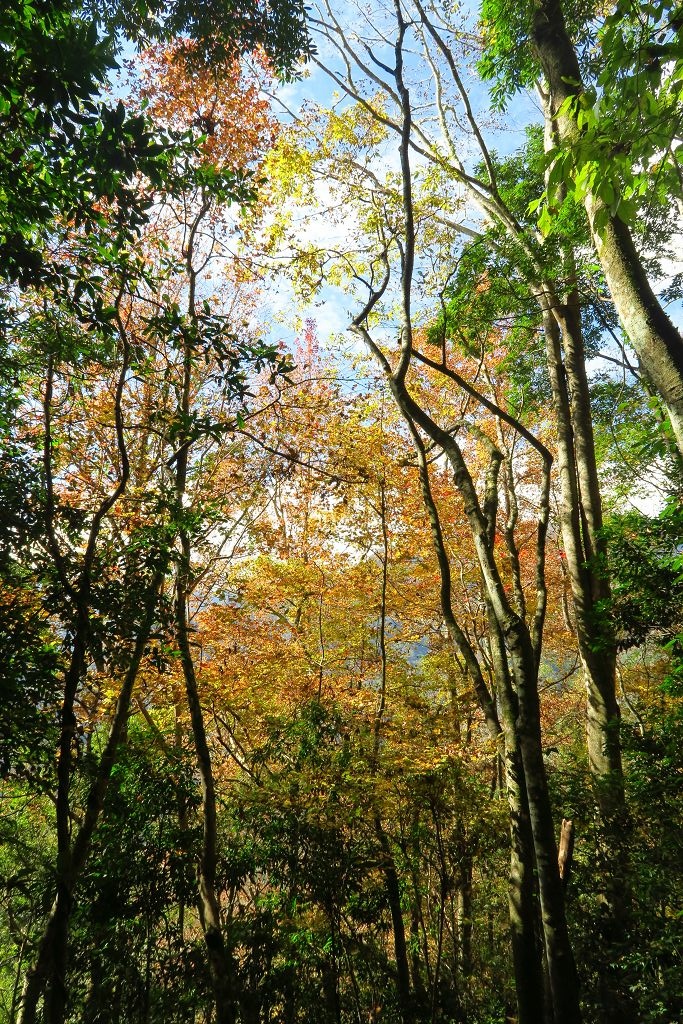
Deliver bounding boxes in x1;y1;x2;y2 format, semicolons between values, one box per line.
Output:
488;604;547;1024
176;559;237;1024
587;209;683;453
402;382;581;1024
375;817;414;1024
558;819;574;889
499;606;580;1024
455;848;473;980
18;589;162;1024
350;36;581;1008
539;92;625;807
534;75;636;1012
410;419;546;1021
538;293;636;1019
396;381;579;1022
539;302;626;808
173;207;238;1024
505;745;547;1024
20;656;80;1024
532;0;683;455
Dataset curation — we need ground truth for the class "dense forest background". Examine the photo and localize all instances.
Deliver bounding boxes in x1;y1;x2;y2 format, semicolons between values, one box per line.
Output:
1;1;683;1023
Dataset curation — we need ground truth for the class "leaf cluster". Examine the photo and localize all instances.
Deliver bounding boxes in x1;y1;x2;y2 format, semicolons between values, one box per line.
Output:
600;502;683;652
93;0;314;77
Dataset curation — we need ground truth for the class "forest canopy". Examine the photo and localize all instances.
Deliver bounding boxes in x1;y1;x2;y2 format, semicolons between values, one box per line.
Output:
1;2;682;1024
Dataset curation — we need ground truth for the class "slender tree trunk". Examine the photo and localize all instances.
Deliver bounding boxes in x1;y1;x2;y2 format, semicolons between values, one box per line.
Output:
428;803;460;1022
407;813;429;1012
409;905;428;1007
172;198;238;1024
19;894;66;1024
21;309;137;1024
380;382;577;1021
43;890;71;1024
350;21;580;1006
407;410;555;1023
19;586;162;1024
398;381;581;1023
538;95;625;811
535;78;635;1011
321;929;342;1024
375;818;414;1024
539;297;635;1018
455;846;473;980
440;415;579;1023
558;819;574;889
23;633;86;1024
502;611;580;1024
540;302;625;803
175;571;237;1024
506;772;546;1024
488;606;547;1024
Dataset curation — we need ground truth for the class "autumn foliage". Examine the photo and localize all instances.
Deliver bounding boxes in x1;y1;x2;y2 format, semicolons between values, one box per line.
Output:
1;5;683;1024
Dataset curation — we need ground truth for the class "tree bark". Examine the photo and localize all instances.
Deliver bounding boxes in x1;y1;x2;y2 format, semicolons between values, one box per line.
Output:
413;404;580;1023
532;0;683;455
558;819;574;889
535;256;635;1020
455;846;473;979
489;607;548;1024
348;18;581;1010
358;352;581;1024
173;207;238;1023
375;817;414;1024
409;420;545;1022
175;559;238;1024
539;302;625;804
18;583;162;1024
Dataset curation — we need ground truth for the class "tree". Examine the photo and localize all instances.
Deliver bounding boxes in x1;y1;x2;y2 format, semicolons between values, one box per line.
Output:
480;0;683;455
1;1;312;1018
3;2;683;1022
265;7;640;1008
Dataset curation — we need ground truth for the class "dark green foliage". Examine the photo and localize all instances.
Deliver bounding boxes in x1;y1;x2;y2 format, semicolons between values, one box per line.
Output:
93;0;313;75
4;681;682;1023
479;0;683;233
0;451;61;784
0;2;174;289
217;702;510;1024
0;791;56;1021
0;589;60;785
548;708;683;1023
0;0;311;291
601;503;683;653
65;729;208;1023
620;710;683;1022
